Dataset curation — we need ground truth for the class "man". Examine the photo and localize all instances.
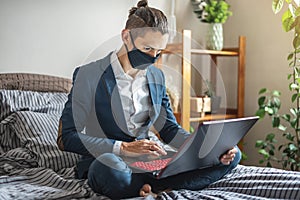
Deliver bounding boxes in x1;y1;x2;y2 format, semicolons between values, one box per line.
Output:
57;0;240;199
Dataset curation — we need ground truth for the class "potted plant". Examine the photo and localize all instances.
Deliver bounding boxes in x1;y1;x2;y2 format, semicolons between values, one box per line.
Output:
203;80;221;113
255;0;300;171
191;0;232;50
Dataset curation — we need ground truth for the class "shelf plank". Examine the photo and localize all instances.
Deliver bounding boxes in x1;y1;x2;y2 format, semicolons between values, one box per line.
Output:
162;44;239;56
190;114;238;122
191;49;239;56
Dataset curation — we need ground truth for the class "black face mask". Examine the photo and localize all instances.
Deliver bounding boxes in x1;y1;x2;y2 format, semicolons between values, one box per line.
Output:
125;32;160;70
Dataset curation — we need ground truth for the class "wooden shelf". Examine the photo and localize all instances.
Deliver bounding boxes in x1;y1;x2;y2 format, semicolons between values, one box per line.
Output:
160;30;245;131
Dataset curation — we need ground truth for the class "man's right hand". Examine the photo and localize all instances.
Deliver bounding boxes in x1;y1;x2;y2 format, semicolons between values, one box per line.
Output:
120;139;167;158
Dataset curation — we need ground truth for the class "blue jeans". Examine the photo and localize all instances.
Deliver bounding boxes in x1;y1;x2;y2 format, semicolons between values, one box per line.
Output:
87;148;241;199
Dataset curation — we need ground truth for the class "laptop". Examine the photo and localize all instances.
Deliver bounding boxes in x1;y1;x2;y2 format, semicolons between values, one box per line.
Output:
129;116;259;179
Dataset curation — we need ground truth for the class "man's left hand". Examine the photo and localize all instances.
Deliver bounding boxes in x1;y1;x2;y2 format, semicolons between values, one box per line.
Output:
220;147;237;165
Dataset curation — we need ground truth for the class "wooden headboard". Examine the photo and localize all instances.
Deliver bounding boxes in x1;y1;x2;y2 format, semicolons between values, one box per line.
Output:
0;73;72;93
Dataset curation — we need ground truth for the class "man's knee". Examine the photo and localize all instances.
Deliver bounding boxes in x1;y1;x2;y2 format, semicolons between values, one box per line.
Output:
87;153;132;198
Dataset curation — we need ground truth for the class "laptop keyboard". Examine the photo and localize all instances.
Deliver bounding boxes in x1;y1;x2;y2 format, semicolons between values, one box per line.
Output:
130;158;172;171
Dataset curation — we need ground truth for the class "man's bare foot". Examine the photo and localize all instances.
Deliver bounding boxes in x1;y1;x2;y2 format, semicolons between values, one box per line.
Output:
139;184;157;198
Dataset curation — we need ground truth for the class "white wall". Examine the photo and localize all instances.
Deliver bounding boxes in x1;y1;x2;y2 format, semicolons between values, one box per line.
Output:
0;0;170;78
0;0;294;167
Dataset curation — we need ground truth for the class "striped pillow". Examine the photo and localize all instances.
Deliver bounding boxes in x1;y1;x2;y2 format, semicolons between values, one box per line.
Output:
0;90;68;151
7;111;80;171
0;89;68;121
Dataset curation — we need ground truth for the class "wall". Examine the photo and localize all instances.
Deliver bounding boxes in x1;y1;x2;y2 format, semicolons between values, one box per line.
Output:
224;0;293;167
0;0;169;78
0;0;294;167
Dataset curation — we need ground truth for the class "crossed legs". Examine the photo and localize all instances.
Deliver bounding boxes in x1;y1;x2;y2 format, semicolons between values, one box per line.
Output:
87;149;241;199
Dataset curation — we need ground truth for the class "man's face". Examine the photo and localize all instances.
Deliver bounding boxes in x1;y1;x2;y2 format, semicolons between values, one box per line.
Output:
128;30;169;58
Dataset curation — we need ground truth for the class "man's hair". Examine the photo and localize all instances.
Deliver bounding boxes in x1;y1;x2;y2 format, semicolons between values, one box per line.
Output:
125;0;168;38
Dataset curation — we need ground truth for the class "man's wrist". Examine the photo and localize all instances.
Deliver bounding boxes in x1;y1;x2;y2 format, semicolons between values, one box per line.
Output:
112;141;122;155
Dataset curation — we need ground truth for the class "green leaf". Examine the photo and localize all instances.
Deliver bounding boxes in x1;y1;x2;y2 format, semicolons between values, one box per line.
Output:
273;97;281;107
270;143;276;150
285;132;295;141
290;83;299;89
292;93;298;102
241;152;248;160
272;117;280;127
259;149;270;159
272;90;281;97
258;96;266;106
266;107;274;115
278;124;287;131
259;159;264;164
259;88;267;94
290;108;297;116
293;34;300;49
266;133;276;141
288;74;293;79
289;143;298;151
282;114;291;121
282;9;295;32
272;0;284;14
279;144;284;150
295;7;300;16
256;109;265;118
287;52;294;60
290;118;297;128
255;140;265;148
295;16;300;34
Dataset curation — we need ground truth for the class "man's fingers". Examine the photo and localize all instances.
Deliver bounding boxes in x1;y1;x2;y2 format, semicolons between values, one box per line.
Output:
140;140;167;156
122;139;167;157
220;147;238;165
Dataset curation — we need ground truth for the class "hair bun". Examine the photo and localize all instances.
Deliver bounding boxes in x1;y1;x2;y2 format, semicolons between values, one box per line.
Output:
137;0;148;8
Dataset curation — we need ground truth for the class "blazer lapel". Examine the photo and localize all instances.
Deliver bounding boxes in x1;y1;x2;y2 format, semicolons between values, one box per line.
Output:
101;66;133;137
146;69;160;122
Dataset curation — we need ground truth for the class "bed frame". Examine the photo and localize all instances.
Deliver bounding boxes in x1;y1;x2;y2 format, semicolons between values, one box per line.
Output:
0;73;72;93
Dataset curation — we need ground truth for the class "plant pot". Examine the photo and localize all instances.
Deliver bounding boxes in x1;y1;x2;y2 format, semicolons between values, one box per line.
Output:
206;23;223;51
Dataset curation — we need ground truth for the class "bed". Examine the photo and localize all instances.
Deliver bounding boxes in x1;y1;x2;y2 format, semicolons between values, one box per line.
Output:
0;73;299;200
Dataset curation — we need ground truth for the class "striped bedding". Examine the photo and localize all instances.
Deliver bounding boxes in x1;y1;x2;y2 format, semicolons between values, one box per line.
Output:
1;89;300;200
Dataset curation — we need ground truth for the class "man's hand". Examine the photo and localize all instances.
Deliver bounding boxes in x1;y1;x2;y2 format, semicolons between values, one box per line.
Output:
220;147;237;165
120;139;167;158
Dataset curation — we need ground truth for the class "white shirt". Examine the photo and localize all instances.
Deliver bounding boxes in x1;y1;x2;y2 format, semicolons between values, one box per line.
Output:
110;51;151;155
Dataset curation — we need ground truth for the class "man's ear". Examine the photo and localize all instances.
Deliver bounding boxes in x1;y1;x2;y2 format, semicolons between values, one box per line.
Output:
121;29;130;45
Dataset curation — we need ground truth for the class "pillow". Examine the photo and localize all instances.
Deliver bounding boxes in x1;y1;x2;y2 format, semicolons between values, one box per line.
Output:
0;117;21;152
0;90;68;151
7;111;80;171
0;89;68;121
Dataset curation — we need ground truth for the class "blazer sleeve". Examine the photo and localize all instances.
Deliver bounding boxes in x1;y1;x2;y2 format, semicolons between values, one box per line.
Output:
57;66;116;157
152;70;190;149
